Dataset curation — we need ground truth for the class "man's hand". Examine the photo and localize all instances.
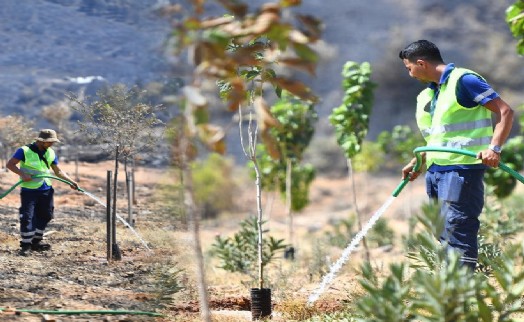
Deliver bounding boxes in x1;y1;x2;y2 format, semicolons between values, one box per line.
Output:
68;180;79;190
20;172;32;182
477;149;500;168
402;162;422;181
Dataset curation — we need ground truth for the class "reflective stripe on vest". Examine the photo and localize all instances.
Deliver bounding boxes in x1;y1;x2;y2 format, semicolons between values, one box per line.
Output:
20;145;55;189
416;68;493;167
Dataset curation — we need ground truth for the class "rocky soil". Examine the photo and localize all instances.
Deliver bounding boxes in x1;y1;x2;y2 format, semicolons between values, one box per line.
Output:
0;161;172;321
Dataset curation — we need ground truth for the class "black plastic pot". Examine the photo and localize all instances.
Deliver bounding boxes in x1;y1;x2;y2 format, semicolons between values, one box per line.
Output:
112;243;122;260
284;246;295;260
251;288;271;320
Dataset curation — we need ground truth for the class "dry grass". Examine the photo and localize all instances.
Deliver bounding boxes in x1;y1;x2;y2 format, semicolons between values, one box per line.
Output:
0;158;433;321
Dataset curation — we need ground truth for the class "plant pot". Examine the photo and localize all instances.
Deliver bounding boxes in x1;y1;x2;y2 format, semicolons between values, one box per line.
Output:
251;288;271;320
112;243;122;260
284;246;295;260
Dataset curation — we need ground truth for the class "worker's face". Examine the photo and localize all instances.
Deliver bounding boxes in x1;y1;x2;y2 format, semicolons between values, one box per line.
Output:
402;58;430;83
41;141;54;150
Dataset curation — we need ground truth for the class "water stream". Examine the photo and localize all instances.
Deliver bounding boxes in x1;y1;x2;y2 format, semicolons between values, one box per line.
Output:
307;195;397;306
81;190;151;252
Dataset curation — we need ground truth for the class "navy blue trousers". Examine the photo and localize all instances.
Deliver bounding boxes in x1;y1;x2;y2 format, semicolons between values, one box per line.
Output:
19;187;54;246
426;169;485;270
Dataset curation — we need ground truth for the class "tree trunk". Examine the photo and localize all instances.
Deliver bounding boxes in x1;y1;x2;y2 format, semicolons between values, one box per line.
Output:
180;132;211;322
111;145;121;260
126;170;134;227
286;159;293;246
347;158;370;263
132;157;137;205
253;158;264;289
238;106;266;289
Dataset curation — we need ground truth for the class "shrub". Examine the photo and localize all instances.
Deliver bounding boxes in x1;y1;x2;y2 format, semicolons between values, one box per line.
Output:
210;217;287;277
191;153;237;218
325;216;394;249
348;202;524;321
151;260;186;308
366;218;395;247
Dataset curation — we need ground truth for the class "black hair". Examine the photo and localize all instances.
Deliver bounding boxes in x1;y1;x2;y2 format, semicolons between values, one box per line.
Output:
398;40;444;63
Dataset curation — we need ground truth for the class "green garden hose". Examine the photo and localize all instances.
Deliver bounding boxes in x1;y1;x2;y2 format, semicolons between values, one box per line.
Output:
392;146;524;197
0;307;162;317
0;174;84;199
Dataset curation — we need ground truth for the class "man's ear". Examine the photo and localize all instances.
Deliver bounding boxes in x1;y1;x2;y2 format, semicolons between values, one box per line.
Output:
416;59;426;67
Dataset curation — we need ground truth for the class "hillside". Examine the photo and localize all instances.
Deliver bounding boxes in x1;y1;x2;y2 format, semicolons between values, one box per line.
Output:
1;0;521;141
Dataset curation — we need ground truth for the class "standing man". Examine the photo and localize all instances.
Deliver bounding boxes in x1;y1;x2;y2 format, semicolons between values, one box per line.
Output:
6;129;79;256
399;40;514;270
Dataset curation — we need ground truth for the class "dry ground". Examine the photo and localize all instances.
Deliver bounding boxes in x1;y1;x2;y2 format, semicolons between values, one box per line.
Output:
0;160;429;321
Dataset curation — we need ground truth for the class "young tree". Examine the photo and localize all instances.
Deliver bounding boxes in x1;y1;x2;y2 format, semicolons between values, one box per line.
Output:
255;91;318;256
162;1;323;318
68;84;164;162
167;89;226;321
0;116;36;170
329;61;376;262
506;0;524;55
68;84;165;231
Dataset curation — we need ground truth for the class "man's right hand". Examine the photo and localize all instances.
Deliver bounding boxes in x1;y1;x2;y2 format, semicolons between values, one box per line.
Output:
20;173;32;182
402;163;419;181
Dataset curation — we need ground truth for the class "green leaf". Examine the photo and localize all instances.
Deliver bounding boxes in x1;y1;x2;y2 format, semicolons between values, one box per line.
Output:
291;43;318;63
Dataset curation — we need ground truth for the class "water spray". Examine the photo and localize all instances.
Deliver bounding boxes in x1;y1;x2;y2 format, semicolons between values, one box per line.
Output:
0;174;151;251
307;146;524;306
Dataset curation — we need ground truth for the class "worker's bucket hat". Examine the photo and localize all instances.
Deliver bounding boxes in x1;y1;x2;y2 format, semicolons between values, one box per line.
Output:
36;129;60;143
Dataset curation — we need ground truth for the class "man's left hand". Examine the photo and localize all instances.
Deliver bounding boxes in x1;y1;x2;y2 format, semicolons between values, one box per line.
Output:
477;149;500;168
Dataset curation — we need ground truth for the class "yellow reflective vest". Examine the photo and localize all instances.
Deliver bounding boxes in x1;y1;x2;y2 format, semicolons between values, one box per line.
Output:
416;68;493;168
19;145;55;189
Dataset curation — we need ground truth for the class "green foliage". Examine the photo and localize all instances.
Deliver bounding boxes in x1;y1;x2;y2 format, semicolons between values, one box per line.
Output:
151;261;186;308
270;91;318;161
191;153;236;217
352;247;524;321
349;195;524;321
377;125;426;165
286;163;316;211
306;312;357;322
324;217;356;248
366;218;395;247
325;216;394;249
484;135;524;198
506;0;524;55
352;140;385;173
404;202;447;272
356;262;414;321
479;248;524;320
210;217;288;275
306;239;331;279
255;144;286;191
171;1;322;108
249;93;317;212
477;199;524;273
411;254;480;322
253;145;315;211
329;61;376;159
518;103;524;129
